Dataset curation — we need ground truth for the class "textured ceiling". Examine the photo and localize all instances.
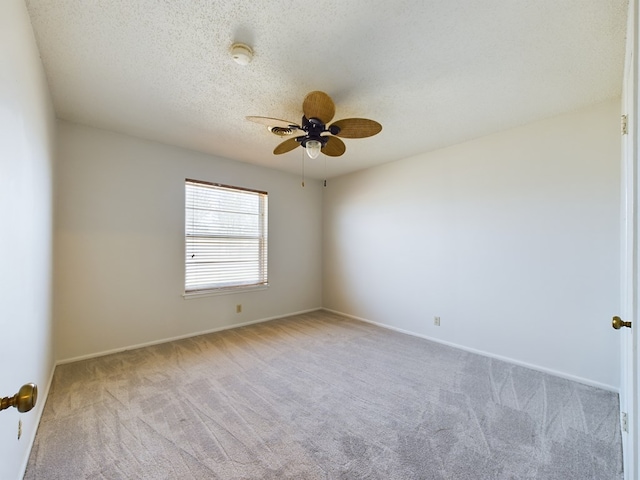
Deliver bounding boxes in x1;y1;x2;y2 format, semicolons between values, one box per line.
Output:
25;0;628;179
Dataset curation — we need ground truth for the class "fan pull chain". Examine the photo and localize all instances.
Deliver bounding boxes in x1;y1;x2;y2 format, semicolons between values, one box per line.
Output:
324;156;327;187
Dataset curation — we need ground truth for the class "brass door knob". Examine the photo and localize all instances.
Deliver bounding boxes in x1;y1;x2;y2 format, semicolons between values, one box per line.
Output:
0;383;38;413
612;316;632;330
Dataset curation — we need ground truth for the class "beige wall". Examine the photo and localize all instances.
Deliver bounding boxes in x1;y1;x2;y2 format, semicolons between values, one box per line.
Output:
323;99;621;390
54;122;323;361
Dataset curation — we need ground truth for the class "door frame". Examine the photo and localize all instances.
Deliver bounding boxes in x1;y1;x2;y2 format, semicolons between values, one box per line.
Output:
621;1;639;478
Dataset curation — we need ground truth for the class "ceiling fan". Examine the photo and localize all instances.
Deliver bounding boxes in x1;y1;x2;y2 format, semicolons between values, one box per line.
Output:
247;91;382;159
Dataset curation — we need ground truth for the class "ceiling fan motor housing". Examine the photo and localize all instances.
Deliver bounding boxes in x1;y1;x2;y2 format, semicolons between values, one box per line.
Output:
298;116;340;148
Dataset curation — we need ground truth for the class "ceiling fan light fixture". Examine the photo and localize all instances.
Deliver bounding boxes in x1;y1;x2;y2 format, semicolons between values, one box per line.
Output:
230;43;253;65
305;139;322;159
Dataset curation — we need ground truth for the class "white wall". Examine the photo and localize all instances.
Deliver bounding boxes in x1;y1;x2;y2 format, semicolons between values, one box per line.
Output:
0;1;56;478
323;99;621;390
55;122;323;361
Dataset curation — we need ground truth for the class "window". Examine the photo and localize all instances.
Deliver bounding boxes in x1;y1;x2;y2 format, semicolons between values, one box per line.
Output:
185;179;268;294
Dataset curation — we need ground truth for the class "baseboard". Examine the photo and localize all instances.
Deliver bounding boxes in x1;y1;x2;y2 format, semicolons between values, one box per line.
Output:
56;307;323;365
18;361;55;479
323;308;618;393
57;306;619;393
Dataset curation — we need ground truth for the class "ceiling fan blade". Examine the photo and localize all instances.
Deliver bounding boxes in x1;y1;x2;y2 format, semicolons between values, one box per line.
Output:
273;137;302;155
246;116;300;129
331;118;382;138
303;91;336;124
322;136;346;157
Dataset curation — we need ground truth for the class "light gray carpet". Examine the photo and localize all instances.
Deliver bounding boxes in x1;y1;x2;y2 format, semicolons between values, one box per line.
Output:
25;311;622;479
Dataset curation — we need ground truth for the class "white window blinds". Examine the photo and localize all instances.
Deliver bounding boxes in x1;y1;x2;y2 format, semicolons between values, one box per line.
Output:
185;179;268;293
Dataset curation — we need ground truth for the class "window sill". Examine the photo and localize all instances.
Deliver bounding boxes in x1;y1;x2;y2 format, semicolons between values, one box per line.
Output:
182;284;269;299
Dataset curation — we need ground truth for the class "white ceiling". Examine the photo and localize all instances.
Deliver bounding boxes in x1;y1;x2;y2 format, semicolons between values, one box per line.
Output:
25;0;628;179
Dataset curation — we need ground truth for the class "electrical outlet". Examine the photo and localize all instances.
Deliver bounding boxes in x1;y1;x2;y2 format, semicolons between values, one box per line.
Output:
434;316;441;326
18;419;22;440
622;412;628;433
236;304;242;313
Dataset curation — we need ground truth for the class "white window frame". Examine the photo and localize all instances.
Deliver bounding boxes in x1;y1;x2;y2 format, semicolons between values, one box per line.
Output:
184;179;268;297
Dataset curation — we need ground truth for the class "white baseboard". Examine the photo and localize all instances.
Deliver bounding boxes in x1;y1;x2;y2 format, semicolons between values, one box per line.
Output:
323;308;618;394
57;307;323;366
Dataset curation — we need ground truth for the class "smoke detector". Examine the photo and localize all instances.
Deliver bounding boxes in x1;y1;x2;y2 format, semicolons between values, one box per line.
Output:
231;43;253;66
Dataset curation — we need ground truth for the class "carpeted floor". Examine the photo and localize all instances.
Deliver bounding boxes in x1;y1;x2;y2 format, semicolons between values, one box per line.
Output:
25;310;622;479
